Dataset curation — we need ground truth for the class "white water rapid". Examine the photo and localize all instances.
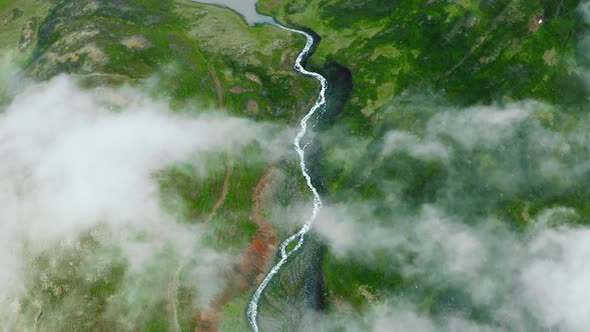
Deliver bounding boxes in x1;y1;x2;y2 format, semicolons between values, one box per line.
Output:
246;23;328;332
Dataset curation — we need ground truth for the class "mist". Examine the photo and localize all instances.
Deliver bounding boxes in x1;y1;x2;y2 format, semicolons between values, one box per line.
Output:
308;94;590;332
0;75;286;329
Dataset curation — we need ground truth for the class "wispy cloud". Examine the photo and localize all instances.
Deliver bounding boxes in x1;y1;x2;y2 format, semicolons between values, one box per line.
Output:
0;75;286;328
309;99;590;331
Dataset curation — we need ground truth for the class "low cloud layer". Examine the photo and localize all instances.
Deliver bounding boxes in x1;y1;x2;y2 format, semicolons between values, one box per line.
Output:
311;99;590;332
0;75;284;327
316;204;589;331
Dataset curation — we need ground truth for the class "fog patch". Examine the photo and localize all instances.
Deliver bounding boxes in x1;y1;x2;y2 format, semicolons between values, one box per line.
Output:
311;100;590;331
383;131;450;162
302;303;498;332
0;75;284;327
314;201;590;331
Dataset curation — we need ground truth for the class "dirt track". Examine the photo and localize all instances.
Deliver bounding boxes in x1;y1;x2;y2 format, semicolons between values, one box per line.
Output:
196;167;280;331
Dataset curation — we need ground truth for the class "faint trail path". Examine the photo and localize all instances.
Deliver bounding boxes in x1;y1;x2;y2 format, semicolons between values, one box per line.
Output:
209;64;224;108
196;167;280;332
205;161;233;224
247;23;328;332
167;266;183;332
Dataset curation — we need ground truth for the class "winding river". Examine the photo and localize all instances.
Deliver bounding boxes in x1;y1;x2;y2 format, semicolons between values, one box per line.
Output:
246;23;328;332
191;1;328;330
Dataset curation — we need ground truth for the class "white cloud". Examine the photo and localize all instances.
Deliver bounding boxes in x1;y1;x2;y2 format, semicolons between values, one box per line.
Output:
383;131;450;161
302;303;499;332
426;103;531;151
316;97;590;331
312;98;590;331
578;1;590;25
0;75;282;324
521;227;590;332
313;200;590;331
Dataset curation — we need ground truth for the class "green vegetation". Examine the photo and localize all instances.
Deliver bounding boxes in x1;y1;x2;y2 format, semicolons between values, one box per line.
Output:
317;97;590;320
174;1;318;119
0;0;51;103
260;0;586;131
0;0;318;119
0;0;50;57
20;233;128;330
20;232;205;331
1;0;319;118
258;0;590;328
1;0;321;329
157;144;269;253
218;293;251;331
5;0;590;329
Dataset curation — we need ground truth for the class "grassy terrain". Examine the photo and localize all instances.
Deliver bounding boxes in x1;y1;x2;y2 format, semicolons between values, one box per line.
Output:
0;0;50;56
20;231;204;331
157;145;268;253
257;0;590;328
16;146;276;330
259;0;586;131
6;0;589;329
23;0;318;119
2;0;318;118
0;0;51;104
175;1;318;120
218;293;251;331
316;97;590;320
1;0;322;330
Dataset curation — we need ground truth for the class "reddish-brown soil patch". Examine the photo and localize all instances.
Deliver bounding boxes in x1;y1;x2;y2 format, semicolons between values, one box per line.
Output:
530;12;544;33
195;167;280;331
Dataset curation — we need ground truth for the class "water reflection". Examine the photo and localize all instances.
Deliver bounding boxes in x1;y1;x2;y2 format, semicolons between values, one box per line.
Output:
192;0;275;26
